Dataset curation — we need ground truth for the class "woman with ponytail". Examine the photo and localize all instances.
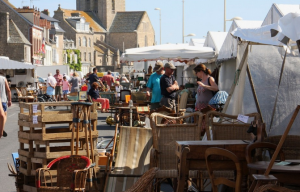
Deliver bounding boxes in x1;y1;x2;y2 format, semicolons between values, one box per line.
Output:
193;64;219;111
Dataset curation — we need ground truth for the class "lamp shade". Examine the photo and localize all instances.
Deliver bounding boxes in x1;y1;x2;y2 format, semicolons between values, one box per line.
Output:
209;91;228;105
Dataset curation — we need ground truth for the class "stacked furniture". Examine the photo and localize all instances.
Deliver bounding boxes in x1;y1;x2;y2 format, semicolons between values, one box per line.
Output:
17;101;98;192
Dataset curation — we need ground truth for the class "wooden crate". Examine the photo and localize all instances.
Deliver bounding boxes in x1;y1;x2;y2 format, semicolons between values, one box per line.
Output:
18;124;98;141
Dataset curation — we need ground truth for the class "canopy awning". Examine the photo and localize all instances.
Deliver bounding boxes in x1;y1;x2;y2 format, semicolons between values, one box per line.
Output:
121;44;215;62
0;57;35;69
231;12;300;47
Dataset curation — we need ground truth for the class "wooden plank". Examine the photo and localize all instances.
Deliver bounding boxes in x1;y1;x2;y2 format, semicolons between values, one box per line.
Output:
31;157;46;164
19;102;31;110
19;138;30;144
34;150;88;159
18;120;43;128
41;131;98;141
18;149;30;157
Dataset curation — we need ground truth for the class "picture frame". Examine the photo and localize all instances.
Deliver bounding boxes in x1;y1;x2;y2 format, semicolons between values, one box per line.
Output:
78;91;87;101
15;69;27;75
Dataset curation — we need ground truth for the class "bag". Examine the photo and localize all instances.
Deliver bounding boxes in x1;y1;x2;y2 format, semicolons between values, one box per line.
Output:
208;76;219;96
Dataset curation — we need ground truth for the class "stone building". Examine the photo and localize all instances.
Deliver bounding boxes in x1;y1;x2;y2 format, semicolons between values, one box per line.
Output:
76;0;155;52
53;6;119;72
0;11;31;62
107;11;155;51
0;0;44;64
76;0;125;30
40;10;65;66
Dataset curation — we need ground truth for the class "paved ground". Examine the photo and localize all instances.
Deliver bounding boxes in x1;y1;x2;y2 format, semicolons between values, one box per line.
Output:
0;103;173;192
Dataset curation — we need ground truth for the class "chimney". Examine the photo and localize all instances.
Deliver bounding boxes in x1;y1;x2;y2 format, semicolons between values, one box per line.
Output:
42;9;50;16
0;12;9;42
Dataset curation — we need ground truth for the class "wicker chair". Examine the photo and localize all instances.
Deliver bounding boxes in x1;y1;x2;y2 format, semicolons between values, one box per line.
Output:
124;167;158;192
35;155;91;192
205;111;261;141
264;135;300;160
205;147;242;192
150;112;203;191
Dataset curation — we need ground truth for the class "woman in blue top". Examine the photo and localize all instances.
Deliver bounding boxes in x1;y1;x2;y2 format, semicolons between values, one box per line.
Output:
146;62;164;110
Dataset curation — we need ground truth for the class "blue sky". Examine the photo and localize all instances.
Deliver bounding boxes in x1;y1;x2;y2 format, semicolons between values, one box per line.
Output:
9;0;300;44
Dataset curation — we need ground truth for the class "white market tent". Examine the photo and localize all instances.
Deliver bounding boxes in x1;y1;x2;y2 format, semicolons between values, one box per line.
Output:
0;56;35;69
204;31;227;55
121;44;215;62
219;4;300;136
189;38;205;47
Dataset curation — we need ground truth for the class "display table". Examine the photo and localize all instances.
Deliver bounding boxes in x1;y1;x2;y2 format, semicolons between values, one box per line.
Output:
176;140;249;192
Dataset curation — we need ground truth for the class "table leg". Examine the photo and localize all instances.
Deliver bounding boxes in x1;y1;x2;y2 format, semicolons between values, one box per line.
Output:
177;146;190;192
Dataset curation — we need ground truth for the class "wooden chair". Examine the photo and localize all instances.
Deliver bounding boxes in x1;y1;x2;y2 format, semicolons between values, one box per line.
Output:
264;135;300;160
246;142;285;165
205;147;242;192
35;155;91;192
150;112;203;191
201;111;261;190
15;88;34;102
177;91;189;114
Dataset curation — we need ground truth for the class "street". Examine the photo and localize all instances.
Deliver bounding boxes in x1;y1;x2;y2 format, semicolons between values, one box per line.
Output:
0;103;173;192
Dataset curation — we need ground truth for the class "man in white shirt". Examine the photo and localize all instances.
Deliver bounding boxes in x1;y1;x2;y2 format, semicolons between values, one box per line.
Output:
47;73;57;100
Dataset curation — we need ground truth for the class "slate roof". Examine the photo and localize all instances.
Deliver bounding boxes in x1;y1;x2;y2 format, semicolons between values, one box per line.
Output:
8;19;31;45
61;9;106;33
109;11;145;33
40;12;59;22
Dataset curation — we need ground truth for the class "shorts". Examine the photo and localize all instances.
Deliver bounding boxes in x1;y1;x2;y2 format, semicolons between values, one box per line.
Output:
2;102;7;112
47;86;55;96
55;86;62;95
63;90;69;95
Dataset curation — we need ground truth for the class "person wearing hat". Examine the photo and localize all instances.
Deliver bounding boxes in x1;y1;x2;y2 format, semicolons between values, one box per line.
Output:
160;63;179;111
102;70;115;87
146;61;164;110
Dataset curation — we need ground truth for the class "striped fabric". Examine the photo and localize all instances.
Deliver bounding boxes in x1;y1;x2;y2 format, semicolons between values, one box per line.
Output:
208;91;228;105
105;126;153;192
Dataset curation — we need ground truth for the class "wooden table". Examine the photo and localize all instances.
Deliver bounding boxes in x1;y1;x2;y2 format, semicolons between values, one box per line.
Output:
248;160;300;185
176;140;249;192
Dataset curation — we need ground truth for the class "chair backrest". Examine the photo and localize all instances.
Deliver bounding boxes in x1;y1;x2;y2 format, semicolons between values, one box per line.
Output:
246;142;285;164
264;135;300;160
105;126;153;192
205;111;260;140
205;147;242;192
47;155;91;188
81;85;88;91
120;90;131;102
20;88;28;96
150;112;203;170
179;91;188;110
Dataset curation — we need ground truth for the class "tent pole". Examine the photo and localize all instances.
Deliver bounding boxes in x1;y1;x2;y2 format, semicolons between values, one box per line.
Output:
222;43;249;113
268;49;287;133
246;64;264;122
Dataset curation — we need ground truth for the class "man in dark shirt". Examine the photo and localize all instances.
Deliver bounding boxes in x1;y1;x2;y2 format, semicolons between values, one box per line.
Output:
160;63;179;111
88;68;99;86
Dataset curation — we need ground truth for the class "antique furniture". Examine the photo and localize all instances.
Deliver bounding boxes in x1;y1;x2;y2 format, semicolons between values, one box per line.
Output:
205;147;242;192
104;126;153;192
35;155;91;192
150;112;203;191
176;140;249;192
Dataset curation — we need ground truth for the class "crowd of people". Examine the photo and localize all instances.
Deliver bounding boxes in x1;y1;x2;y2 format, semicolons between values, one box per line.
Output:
146;62;219;113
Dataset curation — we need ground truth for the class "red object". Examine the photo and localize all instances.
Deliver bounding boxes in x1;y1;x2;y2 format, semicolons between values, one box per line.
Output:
81;85;88;91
